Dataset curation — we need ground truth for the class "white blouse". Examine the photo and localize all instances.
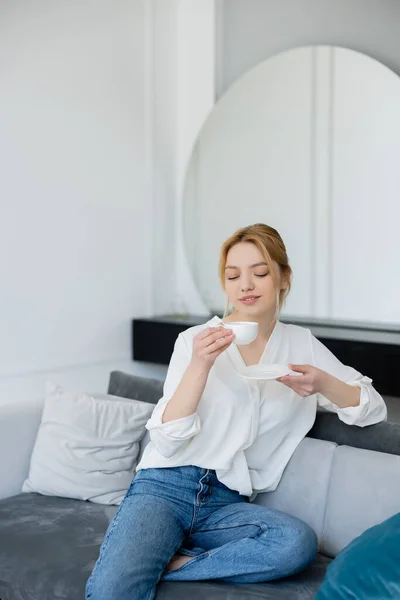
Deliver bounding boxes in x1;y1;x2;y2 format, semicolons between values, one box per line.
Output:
136;316;387;500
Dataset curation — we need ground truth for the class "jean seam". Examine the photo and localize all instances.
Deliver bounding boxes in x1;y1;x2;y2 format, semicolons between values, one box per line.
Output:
87;497;127;586
189;505;199;538
197;521;269;533
189;469;210;537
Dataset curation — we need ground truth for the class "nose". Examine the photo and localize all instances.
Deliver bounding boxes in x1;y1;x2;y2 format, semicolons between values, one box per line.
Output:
240;276;255;292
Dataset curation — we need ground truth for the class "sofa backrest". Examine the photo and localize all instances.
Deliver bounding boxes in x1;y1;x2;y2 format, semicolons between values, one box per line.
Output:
108;371;164;404
320;445;400;557
109;371;400;457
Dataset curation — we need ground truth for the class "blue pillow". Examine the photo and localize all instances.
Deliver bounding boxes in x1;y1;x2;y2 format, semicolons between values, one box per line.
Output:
316;512;400;600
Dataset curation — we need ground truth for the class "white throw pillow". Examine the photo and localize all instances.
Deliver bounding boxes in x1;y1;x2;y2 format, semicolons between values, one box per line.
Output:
22;382;154;505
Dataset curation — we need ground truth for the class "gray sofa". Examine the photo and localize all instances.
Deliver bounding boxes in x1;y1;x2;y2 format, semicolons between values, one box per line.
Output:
1;371;400;600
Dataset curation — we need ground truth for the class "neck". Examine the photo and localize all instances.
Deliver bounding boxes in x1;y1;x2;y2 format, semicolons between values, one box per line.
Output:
253;314;277;341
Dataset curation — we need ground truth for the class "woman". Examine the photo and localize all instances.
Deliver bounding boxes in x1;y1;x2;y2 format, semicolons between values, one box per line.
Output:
86;223;387;600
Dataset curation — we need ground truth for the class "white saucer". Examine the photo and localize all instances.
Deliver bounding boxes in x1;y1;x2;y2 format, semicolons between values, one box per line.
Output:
239;364;292;380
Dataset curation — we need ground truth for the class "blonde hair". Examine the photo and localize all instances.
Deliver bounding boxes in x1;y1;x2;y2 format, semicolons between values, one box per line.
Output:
219;223;292;318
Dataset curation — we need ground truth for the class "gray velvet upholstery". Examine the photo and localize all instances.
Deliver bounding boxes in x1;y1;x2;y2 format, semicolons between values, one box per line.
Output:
308;410;400;455
0;581;16;600
108;370;164;404
0;493;115;600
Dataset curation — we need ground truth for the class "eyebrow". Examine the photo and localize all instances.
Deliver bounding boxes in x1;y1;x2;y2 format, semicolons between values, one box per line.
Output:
224;262;268;270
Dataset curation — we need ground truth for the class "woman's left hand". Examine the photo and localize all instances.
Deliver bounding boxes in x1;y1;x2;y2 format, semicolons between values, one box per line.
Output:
277;364;329;397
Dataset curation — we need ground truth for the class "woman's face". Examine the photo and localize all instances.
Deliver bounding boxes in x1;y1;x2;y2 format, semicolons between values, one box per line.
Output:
224;241;286;320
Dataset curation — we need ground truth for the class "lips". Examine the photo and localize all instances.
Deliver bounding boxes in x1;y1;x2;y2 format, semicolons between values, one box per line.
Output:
240;295;260;304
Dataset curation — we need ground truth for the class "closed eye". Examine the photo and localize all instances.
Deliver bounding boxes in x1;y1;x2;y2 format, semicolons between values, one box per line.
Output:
227;272;268;280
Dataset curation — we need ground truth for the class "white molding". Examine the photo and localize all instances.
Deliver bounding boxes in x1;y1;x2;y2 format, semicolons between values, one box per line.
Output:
214;0;225;100
147;1;218;316
174;0;217;316
144;0;155;316
313;46;333;318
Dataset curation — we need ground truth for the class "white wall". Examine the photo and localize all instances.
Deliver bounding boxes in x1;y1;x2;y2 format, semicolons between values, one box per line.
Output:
0;0;168;402
150;0;179;316
216;0;400;98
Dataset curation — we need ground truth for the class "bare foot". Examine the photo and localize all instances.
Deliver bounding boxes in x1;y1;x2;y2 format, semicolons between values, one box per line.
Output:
165;553;193;572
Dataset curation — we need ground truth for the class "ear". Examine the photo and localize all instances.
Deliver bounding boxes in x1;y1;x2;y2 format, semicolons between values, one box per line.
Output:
281;268;292;291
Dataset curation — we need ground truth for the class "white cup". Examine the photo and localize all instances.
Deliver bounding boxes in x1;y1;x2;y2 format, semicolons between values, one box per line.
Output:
222;321;258;345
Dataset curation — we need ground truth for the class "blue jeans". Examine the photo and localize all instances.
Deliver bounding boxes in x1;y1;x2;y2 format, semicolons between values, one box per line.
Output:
86;466;317;600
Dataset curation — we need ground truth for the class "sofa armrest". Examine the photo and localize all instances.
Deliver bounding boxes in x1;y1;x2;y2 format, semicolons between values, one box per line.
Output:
0;398;43;500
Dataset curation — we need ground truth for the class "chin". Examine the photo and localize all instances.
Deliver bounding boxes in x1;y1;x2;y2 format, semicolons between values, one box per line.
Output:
235;303;273;319
235;305;261;317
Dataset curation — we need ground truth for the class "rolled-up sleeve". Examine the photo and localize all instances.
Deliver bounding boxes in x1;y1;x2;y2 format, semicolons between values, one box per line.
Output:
310;332;387;427
145;333;202;457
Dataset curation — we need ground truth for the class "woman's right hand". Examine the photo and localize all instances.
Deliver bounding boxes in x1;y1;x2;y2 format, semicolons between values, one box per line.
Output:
190;326;235;371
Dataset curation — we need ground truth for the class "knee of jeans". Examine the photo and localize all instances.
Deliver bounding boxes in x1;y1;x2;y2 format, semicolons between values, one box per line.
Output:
281;518;318;567
257;517;317;568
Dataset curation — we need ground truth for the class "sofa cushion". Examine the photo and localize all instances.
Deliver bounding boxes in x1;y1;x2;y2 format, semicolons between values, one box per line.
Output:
0;493;329;600
321;445;400;557
0;581;17;600
22;383;154;505
316;512;400;599
0;493;116;600
255;438;336;544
